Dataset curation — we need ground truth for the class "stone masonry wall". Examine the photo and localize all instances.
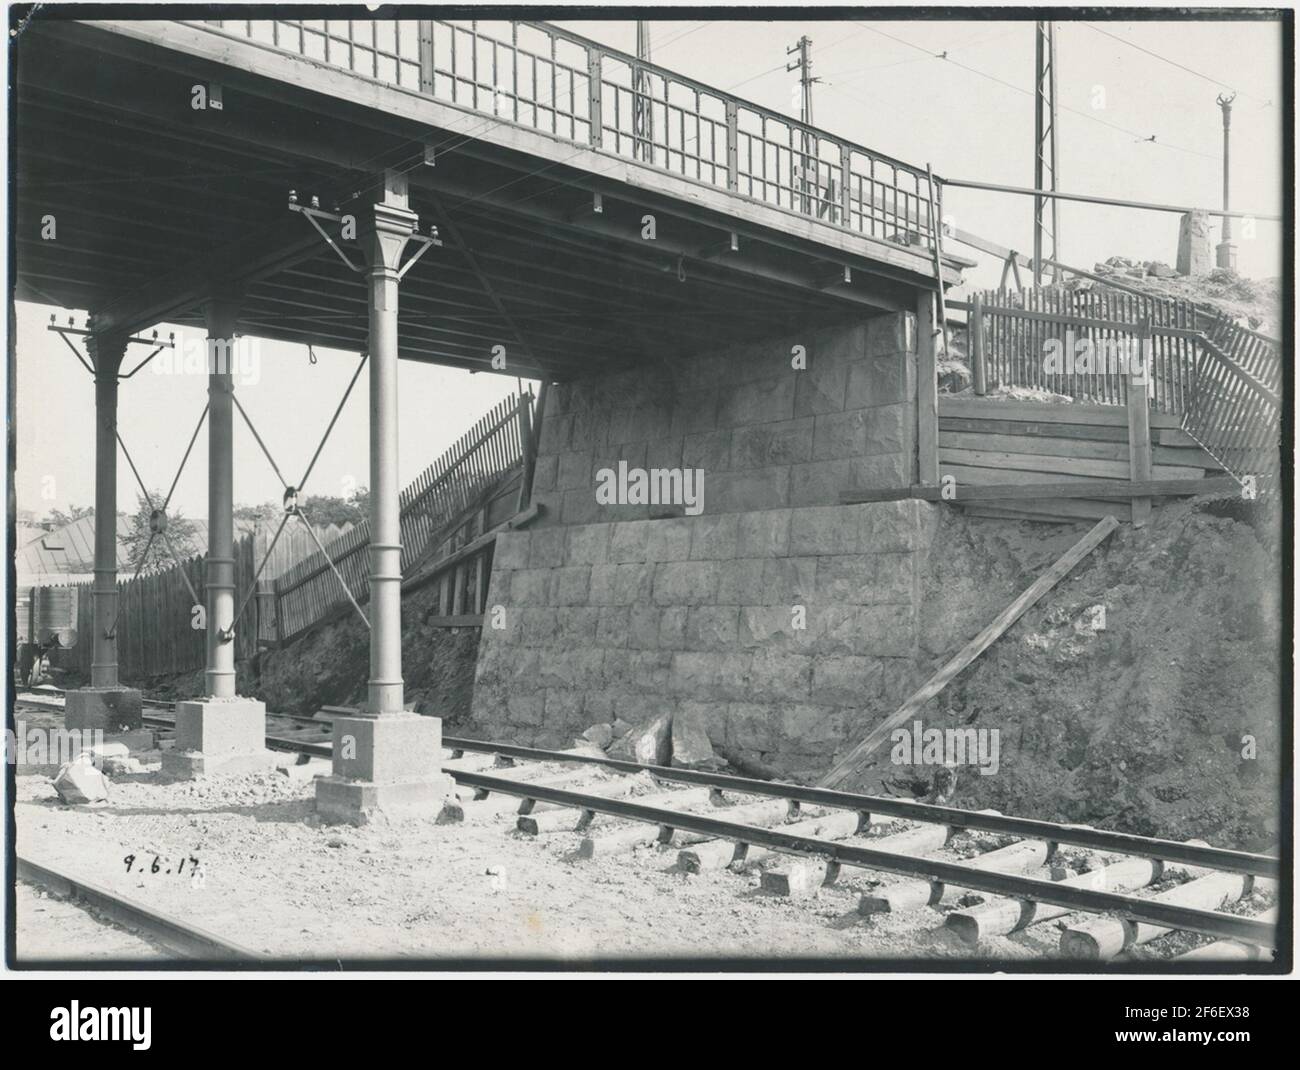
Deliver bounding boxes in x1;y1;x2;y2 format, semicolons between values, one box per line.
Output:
469;501;936;778
531;311;917;524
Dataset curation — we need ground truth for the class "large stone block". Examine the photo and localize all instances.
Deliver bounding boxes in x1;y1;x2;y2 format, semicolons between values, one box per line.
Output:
589;562;654;605
492;530;530;570
853;452;909;491
788;505;860;556
865;311;915;357
721;375;796;427
748;649;813;701
814;322;867;365
652;561;720;605
64;688;142;733
561;489;600;526
681;428;733;472
863;403;910;456
709;468;790;513
794;360;849;417
531;452;559;495
761;556;817;605
163;697;274;778
1177;209;1212;275
811;654;885;705
787;458;852;508
608;520;651;563
508;568;552;606
645;517;693;562
565;522;611;566
596;606;631;648
684;606;741;650
812;409;868;461
538;413;573;454
528;526;567;568
730;418;814;469
557;448;593;491
551;565;592;606
736;509;791;558
689;513;740;560
670;389;722;438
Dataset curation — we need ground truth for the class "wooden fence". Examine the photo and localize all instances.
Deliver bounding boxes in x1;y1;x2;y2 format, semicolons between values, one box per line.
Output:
271;391;535;644
48;534;265;681
958;289;1201;414
950;289;1280;491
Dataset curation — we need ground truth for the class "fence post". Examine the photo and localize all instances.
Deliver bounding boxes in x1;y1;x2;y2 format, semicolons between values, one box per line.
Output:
726;100;739;192
587;48;603;148
971;294;987;395
417;20;435;95
916;291;940;485
838;151;851;226
1127;315;1153;528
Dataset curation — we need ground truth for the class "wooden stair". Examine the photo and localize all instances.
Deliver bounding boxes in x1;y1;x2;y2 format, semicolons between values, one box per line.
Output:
938;397;1227;524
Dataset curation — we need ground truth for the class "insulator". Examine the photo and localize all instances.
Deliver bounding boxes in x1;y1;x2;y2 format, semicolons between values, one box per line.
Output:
310;195;320;209
288;189;298;204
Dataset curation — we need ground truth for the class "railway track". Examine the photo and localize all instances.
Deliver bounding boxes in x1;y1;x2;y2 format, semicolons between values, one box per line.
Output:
16;688;1280;962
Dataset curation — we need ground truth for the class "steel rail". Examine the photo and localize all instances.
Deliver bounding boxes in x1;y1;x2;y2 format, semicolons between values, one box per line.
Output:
18;856;263;961
20;693;1279;879
450;770;1275;948
441;736;1278;879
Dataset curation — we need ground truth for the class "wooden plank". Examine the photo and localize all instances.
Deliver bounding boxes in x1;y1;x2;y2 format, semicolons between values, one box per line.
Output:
842;475;1238;504
1128;325;1154;527
940;396;1181;428
819;515;1120;789
940;415;1131;444
916;290;940;483
940;462;1123;487
938;448;1203;482
940;429;1130;462
961;499;1133;523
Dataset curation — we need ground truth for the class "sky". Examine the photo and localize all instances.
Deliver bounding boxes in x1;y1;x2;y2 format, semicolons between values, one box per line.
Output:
11;13;1285;525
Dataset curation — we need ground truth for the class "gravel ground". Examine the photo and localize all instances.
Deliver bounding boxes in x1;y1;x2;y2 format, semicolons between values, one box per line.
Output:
14;759;1083;965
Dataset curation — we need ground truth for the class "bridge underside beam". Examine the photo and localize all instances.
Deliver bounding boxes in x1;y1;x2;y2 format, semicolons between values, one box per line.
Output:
17;20;958;382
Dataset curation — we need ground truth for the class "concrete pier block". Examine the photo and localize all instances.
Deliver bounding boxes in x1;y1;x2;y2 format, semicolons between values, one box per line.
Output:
315;712;459;825
65;687;142;732
161;697;275;778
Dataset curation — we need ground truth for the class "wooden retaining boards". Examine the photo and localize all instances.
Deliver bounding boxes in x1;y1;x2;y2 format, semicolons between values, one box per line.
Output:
939;416;1203;449
939;397;1184;429
938;430;1217;469
843;475;1240;504
446;770;1274;946
820;515;1120;788
18;856;263;962
938;447;1202;482
440;737;1277;879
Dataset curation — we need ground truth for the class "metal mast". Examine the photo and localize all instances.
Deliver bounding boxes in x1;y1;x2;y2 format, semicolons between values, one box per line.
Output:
1216;92;1237;270
786;35;820;214
634;21;654;162
1033;21;1061;286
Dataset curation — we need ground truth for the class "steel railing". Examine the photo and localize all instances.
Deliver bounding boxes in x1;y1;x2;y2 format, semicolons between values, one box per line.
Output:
196;17;938;247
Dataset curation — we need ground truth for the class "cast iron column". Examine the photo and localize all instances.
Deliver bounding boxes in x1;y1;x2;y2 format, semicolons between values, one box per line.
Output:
87;333;127;687
204;292;241;698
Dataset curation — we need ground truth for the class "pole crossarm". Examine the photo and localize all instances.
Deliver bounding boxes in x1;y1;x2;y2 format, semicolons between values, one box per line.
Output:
47;321;172;379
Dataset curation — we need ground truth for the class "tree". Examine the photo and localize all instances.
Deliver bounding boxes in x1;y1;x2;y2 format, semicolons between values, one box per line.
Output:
234;501;279;526
296;491;367;527
122;491;202;573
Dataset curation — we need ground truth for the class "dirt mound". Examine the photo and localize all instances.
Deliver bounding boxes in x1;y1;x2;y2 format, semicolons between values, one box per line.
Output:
886;501;1282;850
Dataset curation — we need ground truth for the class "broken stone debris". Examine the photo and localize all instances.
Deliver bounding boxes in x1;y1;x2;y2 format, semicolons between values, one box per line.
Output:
51;756;111;804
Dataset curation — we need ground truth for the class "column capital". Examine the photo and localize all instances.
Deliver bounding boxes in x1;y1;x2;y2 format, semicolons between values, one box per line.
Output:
362;200;419;274
203;285;244;339
85;331;129;378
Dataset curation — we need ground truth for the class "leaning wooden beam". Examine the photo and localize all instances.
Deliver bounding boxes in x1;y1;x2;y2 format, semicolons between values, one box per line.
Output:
841;475;1240;504
819;515;1120;789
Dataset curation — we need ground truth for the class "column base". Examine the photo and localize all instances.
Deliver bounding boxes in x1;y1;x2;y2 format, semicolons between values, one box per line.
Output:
314;712;460;826
65;687;142;732
160;697;275;779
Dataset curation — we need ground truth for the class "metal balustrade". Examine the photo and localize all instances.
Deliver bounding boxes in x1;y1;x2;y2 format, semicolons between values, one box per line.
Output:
196;17;938;248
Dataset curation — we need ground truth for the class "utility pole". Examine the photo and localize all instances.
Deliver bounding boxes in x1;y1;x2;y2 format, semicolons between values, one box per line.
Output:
633;21;654;163
1216;92;1237;270
1033;21;1061;287
786;34;821;215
